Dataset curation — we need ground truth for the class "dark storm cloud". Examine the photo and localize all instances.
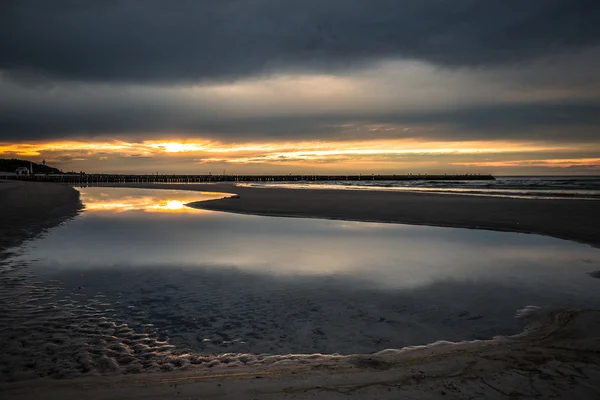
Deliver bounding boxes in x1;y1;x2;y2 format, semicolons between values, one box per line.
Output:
1;0;599;84
2;91;599;142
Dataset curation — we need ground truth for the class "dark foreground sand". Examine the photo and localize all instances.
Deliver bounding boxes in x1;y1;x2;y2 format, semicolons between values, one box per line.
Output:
114;182;600;248
2;181;600;399
4;307;600;399
0;180;81;253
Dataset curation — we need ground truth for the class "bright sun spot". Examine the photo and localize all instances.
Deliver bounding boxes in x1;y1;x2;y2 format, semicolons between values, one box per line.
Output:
147;142;208;153
151;200;186;211
162;143;186;153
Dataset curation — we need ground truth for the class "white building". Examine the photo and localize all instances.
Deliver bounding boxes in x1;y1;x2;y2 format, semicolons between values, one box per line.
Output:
15;167;30;176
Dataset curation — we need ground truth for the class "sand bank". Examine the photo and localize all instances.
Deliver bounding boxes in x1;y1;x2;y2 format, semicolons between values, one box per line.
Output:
193;184;600;248
0;180;81;253
98;182;600;248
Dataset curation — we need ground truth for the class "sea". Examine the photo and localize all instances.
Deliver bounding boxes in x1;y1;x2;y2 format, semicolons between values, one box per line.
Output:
238;176;600;200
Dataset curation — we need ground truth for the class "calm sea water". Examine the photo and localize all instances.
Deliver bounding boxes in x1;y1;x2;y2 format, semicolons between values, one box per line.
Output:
238;176;600;200
1;187;600;380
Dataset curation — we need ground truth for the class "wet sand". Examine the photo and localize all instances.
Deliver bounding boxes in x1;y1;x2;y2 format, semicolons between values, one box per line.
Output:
2;181;600;398
0;180;81;253
4;307;600;399
108;182;600;248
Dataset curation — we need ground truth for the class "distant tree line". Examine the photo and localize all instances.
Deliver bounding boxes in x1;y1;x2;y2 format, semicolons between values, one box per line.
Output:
0;158;63;174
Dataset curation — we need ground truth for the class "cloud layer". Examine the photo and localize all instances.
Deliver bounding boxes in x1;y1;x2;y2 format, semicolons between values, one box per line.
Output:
2;1;600;84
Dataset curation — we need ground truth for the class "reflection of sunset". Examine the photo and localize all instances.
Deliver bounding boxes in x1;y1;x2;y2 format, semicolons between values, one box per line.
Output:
152;200;186;211
83;198;196;213
80;189;231;213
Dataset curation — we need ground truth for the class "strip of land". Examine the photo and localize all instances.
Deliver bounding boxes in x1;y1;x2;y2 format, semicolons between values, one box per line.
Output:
0;180;81;254
108;182;600;248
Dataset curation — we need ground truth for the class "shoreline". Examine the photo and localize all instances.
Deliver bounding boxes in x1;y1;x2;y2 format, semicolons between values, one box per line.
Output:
88;182;600;248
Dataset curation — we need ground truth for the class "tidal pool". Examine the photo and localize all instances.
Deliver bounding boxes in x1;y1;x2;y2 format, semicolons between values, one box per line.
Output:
2;187;600;380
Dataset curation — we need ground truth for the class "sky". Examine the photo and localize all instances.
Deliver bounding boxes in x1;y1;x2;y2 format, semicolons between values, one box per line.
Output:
1;1;599;175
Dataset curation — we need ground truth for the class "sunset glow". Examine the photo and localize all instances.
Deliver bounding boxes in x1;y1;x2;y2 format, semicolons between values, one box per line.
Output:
2;138;598;174
2;2;599;175
452;158;600;168
4;4;600;398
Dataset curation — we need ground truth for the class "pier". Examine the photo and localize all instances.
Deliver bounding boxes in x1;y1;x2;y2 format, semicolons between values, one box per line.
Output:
1;173;495;184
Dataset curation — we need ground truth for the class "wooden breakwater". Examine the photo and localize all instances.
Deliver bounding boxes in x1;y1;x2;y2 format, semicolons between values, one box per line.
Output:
0;173;495;184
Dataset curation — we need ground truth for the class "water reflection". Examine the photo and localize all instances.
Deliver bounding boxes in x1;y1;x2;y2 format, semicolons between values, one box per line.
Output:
10;187;600;356
79;188;232;213
26;188;600;289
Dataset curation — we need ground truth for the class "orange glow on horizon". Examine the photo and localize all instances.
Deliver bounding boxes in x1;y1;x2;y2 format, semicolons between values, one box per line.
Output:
452;158;600;168
2;138;599;173
0;138;587;156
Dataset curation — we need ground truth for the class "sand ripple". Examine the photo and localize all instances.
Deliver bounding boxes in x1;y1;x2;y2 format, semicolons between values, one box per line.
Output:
0;255;349;382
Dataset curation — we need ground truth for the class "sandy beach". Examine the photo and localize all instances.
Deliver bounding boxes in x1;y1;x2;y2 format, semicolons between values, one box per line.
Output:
2;180;600;399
